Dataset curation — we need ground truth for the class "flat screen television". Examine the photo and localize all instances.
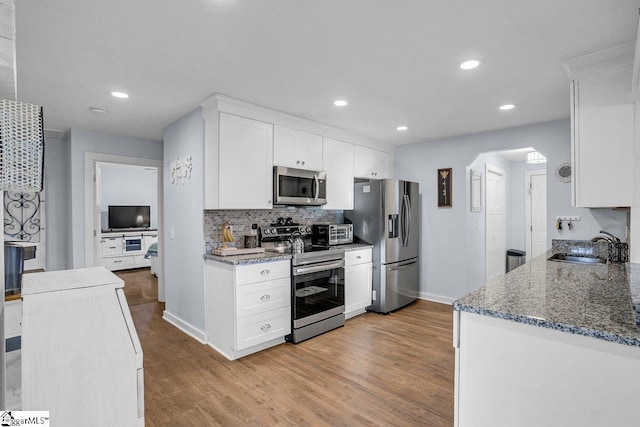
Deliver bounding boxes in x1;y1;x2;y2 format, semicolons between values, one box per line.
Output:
108;205;151;230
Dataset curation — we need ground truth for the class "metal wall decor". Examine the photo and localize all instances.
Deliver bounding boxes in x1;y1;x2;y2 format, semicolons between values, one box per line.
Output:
4;191;41;242
438;168;452;207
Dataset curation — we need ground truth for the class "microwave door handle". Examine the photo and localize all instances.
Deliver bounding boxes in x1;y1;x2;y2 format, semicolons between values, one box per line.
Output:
313;174;319;202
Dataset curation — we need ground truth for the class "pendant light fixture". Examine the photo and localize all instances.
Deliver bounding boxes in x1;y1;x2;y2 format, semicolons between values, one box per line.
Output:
0;99;45;191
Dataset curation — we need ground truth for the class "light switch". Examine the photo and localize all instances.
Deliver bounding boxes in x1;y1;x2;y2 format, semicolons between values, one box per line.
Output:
170;228;175;239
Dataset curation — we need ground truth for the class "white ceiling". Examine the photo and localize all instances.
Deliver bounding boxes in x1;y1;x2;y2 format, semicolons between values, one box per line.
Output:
14;0;640;145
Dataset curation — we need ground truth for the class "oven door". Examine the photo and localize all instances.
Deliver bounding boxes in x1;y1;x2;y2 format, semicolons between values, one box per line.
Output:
274;166;327;206
292;259;344;328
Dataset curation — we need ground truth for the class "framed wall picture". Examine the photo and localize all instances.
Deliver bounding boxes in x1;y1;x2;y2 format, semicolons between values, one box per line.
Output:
470;169;482;212
438;168;452;207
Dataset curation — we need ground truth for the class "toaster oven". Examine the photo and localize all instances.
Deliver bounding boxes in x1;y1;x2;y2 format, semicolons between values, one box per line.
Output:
312;224;353;246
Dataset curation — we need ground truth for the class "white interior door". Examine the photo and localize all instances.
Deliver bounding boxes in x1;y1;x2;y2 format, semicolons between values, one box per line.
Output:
485;164;506;282
525;170;547;260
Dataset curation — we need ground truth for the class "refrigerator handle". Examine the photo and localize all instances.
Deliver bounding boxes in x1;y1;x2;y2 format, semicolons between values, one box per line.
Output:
401;194;410;247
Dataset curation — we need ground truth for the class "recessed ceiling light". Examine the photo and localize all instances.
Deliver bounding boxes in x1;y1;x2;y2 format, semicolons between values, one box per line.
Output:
89;107;107;114
459;59;482;70
499;104;516;111
333;99;348;107
110;91;129;99
396;126;408;131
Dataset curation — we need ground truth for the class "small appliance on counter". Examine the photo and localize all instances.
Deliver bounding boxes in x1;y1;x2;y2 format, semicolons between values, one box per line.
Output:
311;224;353;247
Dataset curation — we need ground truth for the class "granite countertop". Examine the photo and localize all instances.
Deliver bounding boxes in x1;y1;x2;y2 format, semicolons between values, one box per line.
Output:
204;243;374;265
453;250;640;347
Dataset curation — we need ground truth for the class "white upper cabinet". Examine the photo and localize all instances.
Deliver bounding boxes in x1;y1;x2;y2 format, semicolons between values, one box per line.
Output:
322;137;354;210
273;125;323;171
218;113;274;209
564;43;635;208
353;145;389;179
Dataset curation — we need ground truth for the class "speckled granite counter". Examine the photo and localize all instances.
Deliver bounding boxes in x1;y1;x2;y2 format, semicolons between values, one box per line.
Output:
453;250;640;347
204;251;292;265
204;243;373;265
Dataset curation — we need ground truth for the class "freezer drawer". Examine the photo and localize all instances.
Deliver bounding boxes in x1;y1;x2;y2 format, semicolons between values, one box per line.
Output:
371;258;419;313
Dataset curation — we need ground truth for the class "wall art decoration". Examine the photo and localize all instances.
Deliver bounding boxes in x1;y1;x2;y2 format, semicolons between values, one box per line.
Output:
438;168;452;208
170;155;193;185
4;191;41;242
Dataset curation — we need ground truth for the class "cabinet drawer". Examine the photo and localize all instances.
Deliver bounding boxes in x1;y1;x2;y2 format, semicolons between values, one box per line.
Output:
345;248;372;266
101;240;123;256
235;260;290;285
102;256;131;269
236;277;290;317
236;306;291;350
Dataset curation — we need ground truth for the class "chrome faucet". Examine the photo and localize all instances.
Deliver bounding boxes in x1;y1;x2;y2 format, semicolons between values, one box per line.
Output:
590;230;620;243
591;230;626;263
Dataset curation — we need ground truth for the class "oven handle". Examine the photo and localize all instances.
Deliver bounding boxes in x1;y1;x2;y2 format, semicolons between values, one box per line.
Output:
293;259;345;276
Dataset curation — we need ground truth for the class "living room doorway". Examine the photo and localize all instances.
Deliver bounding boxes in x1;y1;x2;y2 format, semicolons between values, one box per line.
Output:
83;152;164;302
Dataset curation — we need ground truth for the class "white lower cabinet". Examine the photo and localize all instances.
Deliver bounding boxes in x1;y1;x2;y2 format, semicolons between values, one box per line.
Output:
205;259;291;360
21;268;144;426
4;299;21;339
100;231;157;271
344;248;372;319
454;311;640;427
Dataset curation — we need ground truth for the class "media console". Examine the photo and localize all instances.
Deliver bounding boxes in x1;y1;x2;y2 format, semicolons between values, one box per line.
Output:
100;230;158;271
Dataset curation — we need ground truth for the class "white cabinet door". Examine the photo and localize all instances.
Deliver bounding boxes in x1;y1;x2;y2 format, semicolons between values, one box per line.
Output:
273;125;323;170
219;113;274;209
344;249;372;318
353;145;389;179
322;137;354;210
572;64;634;207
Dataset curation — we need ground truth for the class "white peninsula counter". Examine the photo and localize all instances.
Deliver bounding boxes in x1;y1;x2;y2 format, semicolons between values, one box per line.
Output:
453;251;640;427
21;267;144;426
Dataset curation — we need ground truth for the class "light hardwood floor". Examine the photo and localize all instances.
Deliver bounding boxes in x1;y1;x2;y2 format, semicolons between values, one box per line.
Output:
119;269;455;426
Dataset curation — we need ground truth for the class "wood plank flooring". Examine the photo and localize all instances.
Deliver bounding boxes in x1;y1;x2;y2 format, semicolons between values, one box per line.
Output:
118;269;455;426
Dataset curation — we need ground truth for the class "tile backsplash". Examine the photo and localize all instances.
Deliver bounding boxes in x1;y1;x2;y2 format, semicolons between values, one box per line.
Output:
204;207;343;252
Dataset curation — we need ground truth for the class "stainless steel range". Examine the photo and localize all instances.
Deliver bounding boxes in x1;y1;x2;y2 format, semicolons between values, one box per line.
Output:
259;220;345;343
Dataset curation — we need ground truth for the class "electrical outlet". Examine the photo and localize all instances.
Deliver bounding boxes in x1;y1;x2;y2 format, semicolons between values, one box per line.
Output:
555;216;581;221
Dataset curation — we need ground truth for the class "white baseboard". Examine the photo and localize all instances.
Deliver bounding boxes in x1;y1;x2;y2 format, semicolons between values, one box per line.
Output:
162;310;207;344
419;292;455;305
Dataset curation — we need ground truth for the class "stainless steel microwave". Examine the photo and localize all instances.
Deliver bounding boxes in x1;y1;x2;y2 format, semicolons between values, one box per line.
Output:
274;166;327;206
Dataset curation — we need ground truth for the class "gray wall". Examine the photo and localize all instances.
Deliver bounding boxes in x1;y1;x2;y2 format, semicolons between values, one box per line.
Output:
100;165;159;230
69;129;163;268
163;108;205;335
395;119;627;302
44;136;72;271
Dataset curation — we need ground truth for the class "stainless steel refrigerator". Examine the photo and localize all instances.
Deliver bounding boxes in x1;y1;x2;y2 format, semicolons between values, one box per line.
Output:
345;179;420;313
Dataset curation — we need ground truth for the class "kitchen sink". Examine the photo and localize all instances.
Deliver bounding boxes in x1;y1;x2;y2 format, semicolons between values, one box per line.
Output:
547;253;607;264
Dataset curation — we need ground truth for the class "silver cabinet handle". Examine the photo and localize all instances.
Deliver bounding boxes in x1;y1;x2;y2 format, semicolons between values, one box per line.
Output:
260;294;271;301
356;255;362;259
302;161;305;165
296;160;300;164
260;324;271;331
260;269;270;275
114;260;123;263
